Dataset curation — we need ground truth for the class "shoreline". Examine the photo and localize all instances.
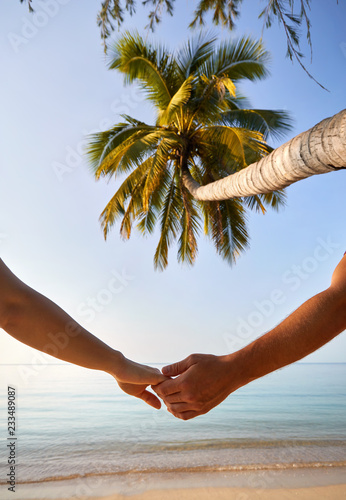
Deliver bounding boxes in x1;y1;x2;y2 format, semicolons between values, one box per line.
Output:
10;466;346;500
4;459;346;485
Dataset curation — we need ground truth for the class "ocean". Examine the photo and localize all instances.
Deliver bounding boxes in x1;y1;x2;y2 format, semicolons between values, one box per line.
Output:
1;362;346;497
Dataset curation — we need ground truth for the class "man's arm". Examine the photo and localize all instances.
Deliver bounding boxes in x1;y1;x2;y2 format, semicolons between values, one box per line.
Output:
153;254;346;420
0;259;167;408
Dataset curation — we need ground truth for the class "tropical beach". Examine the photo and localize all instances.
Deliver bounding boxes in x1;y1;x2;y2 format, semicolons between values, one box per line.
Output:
11;472;346;500
1;1;346;499
1;363;346;499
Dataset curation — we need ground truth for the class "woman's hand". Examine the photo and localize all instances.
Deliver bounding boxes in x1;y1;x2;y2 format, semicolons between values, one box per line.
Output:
112;354;168;409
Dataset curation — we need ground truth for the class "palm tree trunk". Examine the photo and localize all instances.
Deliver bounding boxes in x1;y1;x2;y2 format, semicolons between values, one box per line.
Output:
183;109;346;201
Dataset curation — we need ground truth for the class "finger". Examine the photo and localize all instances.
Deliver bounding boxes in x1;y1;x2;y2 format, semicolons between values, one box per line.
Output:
166;402;193;412
162;356;194;377
167;407;199;421
137;364;169;385
161;393;185;404
149;370;169;385
138;390;162;410
151;379;181;397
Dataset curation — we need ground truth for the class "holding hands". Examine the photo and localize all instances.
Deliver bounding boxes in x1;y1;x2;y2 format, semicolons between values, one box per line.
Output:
1;253;345;418
153;354;242;420
112;355;167;409
154;252;346;419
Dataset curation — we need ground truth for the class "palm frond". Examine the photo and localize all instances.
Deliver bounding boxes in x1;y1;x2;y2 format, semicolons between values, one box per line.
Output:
86;121;158;176
176;32;216;80
94;128;165;179
158;76;194;126
243;190;287;214
86;123;130;172
201;36;270;82
142;137;173;210
199;125;267;169
189;0;243;30
108;31;176;108
137;166;171;235
205;198;249;265
153;177;182;270
187;74;235;127
220;108;293;140
177;175;201;265
99;160;150;238
119;181;144;239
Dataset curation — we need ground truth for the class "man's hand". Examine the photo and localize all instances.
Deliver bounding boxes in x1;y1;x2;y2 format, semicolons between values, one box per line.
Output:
154;253;346;420
152;353;242;420
114;355;169;410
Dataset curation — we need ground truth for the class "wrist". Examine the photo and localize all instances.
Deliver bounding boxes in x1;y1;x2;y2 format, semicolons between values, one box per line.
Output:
103;349;126;379
219;349;256;394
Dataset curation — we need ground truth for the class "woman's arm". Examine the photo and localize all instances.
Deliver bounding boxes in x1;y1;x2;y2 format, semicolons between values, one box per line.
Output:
0;259;166;408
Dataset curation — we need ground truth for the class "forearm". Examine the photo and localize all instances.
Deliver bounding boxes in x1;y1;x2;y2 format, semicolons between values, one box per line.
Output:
2;287;123;377
0;260;167;409
231;286;346;386
157;255;346;420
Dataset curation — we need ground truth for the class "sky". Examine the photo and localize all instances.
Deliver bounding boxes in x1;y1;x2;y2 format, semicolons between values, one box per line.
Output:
0;0;345;369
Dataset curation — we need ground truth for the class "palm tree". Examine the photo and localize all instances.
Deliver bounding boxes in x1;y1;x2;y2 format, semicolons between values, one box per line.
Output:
183;108;346;201
86;31;291;270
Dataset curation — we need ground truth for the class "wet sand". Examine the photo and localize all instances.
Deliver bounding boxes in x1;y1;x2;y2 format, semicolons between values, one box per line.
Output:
14;466;346;500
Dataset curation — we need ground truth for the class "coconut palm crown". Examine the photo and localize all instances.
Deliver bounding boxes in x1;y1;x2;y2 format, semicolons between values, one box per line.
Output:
86;31;292;270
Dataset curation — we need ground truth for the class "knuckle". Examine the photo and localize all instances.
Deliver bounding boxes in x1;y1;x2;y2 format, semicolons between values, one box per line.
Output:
179;380;189;392
184;392;195;403
160;386;170;396
194;402;204;412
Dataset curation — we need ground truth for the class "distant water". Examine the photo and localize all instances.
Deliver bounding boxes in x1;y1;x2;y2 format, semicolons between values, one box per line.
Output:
0;363;346;485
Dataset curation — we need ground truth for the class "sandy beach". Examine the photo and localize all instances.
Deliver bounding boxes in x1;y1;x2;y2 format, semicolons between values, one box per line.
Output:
78;485;346;500
17;485;346;500
14;467;346;500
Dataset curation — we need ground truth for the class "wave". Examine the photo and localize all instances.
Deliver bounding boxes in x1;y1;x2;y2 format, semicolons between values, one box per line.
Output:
2;460;346;485
139;438;346;452
2;439;345;486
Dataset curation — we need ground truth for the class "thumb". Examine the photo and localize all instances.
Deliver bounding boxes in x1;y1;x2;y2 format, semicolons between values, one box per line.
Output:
139;390;162;410
162;356;194;377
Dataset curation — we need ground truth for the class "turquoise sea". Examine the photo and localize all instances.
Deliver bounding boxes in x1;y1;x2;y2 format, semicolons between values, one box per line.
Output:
1;362;346;495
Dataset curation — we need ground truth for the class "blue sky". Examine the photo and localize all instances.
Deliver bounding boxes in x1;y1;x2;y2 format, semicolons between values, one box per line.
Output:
0;0;345;367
